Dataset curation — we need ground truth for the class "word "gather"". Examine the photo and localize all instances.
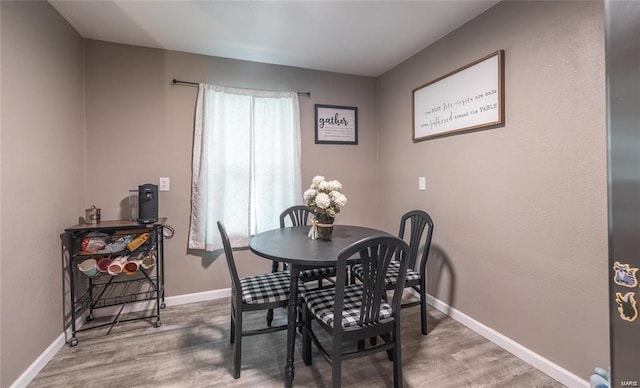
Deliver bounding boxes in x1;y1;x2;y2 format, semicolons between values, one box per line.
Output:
318;113;349;129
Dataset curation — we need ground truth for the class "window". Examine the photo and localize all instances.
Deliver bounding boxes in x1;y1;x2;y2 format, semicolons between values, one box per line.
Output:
188;84;302;251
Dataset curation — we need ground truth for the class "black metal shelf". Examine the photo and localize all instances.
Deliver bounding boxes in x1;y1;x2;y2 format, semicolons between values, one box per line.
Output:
62;219;166;347
73;273;158;310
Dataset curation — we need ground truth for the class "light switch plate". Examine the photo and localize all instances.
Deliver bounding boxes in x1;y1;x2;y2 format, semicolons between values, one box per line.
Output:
418;177;426;191
159;177;170;191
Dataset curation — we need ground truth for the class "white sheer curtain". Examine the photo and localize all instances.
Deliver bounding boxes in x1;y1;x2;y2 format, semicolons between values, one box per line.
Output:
189;84;302;251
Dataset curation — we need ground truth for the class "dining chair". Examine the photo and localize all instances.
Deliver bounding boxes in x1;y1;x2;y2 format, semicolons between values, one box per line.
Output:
217;221;305;379
277;205;338;284
302;235;410;388
268;205;339;326
350;210;434;335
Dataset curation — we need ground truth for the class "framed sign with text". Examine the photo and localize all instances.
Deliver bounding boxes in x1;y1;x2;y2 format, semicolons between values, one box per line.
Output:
314;104;358;145
412;50;505;142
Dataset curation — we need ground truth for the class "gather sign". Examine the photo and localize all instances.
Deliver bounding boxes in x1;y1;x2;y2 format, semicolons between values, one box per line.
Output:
314;104;358;145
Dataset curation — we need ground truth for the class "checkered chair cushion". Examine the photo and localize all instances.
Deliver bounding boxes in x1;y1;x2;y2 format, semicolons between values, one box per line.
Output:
299;266;337;280
304;284;393;328
351;260;420;286
239;270;306;304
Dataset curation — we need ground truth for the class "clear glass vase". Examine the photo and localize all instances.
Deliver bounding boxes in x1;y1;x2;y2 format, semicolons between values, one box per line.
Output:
316;223;334;240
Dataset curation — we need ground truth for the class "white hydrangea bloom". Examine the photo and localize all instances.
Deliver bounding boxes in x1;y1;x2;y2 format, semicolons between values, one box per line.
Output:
334;193;347;207
304;175;347;220
315;192;331;209
303;189;316;201
328;180;342;191
318;180;330;191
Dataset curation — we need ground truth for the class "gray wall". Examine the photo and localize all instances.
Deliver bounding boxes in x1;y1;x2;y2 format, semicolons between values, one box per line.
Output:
377;0;608;378
0;1;85;386
82;40;380;297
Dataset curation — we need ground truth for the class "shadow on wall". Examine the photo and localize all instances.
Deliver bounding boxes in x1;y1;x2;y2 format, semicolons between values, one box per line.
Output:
119;196;131;221
425;244;456;315
188;247;251;269
187;248;222;268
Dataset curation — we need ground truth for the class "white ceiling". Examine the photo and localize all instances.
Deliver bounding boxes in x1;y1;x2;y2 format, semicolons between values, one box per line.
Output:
49;0;500;77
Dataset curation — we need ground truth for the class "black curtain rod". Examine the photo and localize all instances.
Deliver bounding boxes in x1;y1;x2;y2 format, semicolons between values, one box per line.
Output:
171;79;311;97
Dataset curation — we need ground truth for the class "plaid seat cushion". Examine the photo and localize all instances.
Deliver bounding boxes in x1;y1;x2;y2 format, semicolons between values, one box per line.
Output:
305;284;392;328
240;270;305;304
351;260;420;286
300;266;337;280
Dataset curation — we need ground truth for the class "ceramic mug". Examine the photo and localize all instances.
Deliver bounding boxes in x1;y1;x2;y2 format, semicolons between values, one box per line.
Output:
123;259;141;275
141;255;155;270
107;256;128;275
96;257;112;273
78;258;98;278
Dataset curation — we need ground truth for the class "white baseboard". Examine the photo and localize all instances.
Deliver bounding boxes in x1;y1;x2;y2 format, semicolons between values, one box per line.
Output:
164;288;230;306
9;332;66;388
13;287;587;388
81;288;231;318
422;293;589;387
10;310;93;388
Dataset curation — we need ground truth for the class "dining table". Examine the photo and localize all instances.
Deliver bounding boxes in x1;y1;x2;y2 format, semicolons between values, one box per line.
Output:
249;224;392;388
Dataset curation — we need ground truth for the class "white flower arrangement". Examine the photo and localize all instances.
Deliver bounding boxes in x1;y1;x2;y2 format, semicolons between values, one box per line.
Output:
303;175;347;224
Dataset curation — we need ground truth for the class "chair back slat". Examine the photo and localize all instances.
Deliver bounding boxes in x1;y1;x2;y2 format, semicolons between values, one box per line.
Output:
217;221;241;293
336;236;410;327
398;210;434;270
280;205;311;228
358;244;392;325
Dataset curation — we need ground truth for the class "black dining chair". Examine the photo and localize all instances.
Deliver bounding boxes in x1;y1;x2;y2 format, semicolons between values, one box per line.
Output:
217;221;305;379
276;205;338;285
268;205;338;326
302;235;410;388
351;210;434;335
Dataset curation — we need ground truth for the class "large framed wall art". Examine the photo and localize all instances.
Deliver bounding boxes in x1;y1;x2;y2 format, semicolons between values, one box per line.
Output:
412;50;505;142
314;104;358;145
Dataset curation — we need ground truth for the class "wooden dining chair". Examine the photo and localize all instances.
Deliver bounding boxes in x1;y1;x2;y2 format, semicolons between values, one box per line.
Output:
302;235;410;388
351;210;434;335
217;221;305;379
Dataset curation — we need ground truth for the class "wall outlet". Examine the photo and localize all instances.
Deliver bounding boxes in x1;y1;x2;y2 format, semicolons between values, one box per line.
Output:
159;177;170;191
418;177;426;191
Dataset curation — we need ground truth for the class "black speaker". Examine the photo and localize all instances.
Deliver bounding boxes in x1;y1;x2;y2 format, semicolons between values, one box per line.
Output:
138;184;158;224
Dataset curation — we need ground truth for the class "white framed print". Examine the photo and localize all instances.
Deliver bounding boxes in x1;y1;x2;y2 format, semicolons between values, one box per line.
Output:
412;50;505;142
314;104;358;145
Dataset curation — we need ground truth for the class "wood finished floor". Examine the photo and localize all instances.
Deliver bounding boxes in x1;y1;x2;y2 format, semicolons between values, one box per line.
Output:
29;296;565;387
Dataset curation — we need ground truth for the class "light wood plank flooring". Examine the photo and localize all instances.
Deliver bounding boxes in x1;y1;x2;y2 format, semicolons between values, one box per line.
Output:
29;297;564;387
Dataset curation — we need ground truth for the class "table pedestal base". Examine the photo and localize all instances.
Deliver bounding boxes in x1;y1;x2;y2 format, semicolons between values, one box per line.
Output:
284;266;299;388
